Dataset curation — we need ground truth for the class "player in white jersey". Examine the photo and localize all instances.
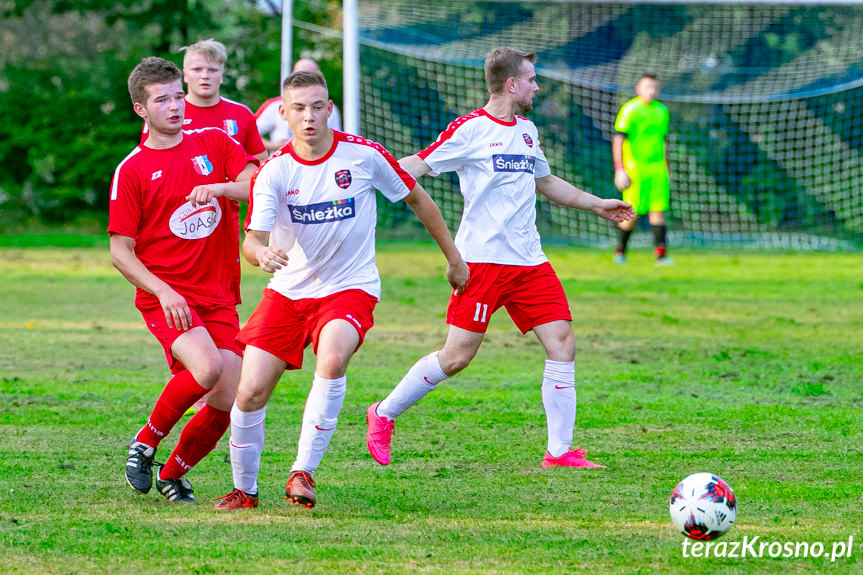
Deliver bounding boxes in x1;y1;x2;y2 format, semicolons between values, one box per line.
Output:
366;46;634;470
214;70;468;510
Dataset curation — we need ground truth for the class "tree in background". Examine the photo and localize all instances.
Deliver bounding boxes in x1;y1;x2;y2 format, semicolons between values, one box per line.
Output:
0;0;342;228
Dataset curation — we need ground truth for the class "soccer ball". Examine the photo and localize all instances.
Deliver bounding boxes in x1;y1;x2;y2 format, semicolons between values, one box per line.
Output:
669;472;737;541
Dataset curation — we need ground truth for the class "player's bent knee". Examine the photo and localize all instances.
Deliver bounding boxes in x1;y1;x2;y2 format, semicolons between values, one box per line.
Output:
440;353;472;376
315;355;351;380
544;332;575;362
236;384;269;412
192;362;224;390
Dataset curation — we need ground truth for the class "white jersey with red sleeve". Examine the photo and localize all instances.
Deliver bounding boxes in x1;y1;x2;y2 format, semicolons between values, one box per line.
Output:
247;131;415;300
418;108;552;266
109;128;255;308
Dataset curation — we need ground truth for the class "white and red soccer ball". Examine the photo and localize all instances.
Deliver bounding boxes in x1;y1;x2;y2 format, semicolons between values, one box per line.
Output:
669;472;737;540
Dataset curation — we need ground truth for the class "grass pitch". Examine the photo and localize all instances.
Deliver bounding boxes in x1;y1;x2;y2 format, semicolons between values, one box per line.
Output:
0;240;860;574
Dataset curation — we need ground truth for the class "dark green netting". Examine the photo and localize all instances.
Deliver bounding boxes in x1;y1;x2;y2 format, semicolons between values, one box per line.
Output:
359;1;863;250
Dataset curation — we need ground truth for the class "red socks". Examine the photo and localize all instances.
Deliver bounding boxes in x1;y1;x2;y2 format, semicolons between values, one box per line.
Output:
135;369;207;448
159;405;231;480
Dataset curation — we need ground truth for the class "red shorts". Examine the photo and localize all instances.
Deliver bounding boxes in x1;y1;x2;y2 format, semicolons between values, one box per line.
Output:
237;288;377;370
446;262;572;334
137;301;242;373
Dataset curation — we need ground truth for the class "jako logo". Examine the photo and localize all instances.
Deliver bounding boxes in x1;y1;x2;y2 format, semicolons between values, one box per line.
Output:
492;154;535;173
191;155;213;176
290;197;355;225
169;199;222;239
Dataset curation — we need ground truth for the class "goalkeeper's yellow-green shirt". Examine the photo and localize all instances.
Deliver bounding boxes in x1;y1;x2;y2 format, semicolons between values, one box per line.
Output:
615;97;670;214
615;97;669;174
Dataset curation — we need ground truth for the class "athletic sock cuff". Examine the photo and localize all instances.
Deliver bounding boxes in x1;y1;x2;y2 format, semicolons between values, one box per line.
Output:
423;351;448;384
543;359;575;384
231;403;266;428
313;373;347;398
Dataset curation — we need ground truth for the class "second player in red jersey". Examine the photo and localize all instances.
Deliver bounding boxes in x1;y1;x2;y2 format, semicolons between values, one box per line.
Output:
110;57;258;504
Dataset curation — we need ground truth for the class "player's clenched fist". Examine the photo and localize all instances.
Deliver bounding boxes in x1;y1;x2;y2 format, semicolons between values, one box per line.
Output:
614;168;631;191
255;245;289;274
447;259;470;295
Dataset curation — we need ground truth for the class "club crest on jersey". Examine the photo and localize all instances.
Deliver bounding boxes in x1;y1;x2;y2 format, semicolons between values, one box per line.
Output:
290;197;355;225
191;155;213;176
492;154;535;174
223;119;239;136
522;133;534;147
169;199;222;240
334;169;352;189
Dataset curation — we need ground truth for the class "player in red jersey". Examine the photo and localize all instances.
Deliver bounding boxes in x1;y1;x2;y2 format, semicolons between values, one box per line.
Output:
213;70;468;511
110;57;258;503
366;47;634;470
140;39;266;160
140;39;269;413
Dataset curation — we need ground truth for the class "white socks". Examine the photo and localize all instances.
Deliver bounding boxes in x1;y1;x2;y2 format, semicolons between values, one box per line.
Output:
229;403;266;495
377;351;448;420
541;359;577;458
292;373;347;475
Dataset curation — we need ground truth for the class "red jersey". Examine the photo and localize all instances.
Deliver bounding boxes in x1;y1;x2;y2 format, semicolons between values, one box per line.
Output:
140;97;265;157
109;128;255;308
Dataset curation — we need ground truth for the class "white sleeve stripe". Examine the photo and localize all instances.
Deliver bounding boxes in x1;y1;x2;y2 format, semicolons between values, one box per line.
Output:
110;147;142;201
219;96;254;114
418;111;480;159
184;126;244;149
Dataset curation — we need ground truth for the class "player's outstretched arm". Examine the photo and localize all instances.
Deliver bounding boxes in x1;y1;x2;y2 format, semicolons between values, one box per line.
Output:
536;174;635;223
398;154;433;179
242;229;289;274
186;162;258;205
109;233;192;331
401;184;469;294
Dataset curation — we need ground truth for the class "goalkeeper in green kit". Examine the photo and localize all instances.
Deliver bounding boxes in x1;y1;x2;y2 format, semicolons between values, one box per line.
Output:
612;74;673;265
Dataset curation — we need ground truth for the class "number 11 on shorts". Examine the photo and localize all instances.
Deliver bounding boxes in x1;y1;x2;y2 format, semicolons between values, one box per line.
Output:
473;302;488;323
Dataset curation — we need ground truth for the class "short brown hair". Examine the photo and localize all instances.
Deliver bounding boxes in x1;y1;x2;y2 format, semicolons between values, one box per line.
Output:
127;57;182;105
282;70;328;94
181;38;227;67
484;47;536;94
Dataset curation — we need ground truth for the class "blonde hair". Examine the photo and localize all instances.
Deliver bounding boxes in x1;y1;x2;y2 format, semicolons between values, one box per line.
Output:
484;47;536;94
181;38;227;67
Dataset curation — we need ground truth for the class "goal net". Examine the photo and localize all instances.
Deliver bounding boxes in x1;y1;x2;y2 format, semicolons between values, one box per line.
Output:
356;0;863;250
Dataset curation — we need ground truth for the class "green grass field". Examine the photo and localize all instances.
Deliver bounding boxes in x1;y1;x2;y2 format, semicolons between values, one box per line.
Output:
1;240;861;574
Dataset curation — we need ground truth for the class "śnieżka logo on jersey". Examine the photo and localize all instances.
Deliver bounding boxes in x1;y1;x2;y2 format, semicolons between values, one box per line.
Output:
290;197;355;225
492;154;535;173
169;199;222;239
